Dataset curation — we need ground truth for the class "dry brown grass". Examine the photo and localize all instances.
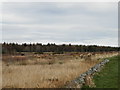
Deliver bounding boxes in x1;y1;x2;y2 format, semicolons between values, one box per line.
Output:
2;60;98;88
0;64;2;89
2;52;118;88
0;54;2;89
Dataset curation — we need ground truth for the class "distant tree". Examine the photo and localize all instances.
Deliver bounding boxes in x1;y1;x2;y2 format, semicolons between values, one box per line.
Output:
1;42;119;54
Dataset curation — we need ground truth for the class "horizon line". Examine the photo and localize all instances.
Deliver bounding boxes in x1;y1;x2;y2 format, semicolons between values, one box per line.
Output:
1;42;119;47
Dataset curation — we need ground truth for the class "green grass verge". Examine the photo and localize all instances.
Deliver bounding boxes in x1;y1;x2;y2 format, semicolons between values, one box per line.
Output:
93;55;119;88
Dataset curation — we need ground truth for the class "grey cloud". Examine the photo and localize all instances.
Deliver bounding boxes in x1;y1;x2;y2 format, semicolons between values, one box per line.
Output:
2;2;118;46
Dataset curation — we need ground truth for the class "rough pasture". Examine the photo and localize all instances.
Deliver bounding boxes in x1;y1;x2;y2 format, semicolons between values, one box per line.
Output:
2;51;118;88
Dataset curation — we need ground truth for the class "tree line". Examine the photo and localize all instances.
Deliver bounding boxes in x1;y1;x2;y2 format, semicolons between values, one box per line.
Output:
2;42;119;54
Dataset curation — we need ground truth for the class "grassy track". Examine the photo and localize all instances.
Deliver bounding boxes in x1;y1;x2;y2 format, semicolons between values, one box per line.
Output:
93;55;119;88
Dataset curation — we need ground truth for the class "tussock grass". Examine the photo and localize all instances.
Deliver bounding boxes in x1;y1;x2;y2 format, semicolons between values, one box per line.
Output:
2;60;97;88
2;52;118;88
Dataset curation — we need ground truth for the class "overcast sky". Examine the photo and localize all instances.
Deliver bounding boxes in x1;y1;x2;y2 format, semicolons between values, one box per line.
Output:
2;2;118;46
